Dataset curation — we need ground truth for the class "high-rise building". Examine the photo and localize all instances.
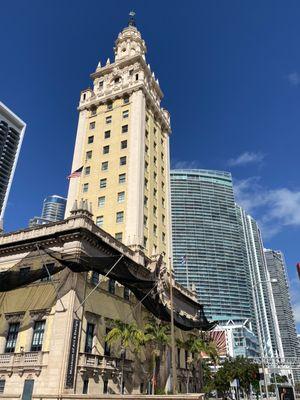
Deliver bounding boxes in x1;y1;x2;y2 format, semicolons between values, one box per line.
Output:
66;16;172;260
29;195;67;227
170;169;253;324
264;250;299;361
237;207;284;360
0;102;26;223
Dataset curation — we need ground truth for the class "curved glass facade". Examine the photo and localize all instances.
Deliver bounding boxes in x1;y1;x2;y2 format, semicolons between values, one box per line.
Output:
41;195;66;222
170;169;253;322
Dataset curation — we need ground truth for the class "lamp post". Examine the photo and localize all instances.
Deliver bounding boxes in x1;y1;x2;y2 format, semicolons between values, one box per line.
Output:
251;278;277;400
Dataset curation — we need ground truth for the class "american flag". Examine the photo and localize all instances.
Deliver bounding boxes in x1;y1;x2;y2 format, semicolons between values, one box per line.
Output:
67;166;83;179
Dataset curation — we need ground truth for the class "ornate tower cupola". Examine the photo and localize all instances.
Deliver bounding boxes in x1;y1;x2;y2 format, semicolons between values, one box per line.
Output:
114;12;147;61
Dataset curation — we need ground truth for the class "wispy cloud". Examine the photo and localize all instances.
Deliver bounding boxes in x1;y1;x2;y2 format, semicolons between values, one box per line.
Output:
172;160;200;169
234;177;300;238
287;72;300;86
228;151;265;167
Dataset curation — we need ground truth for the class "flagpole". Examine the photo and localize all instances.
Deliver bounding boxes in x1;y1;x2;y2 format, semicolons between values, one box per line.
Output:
169;256;177;394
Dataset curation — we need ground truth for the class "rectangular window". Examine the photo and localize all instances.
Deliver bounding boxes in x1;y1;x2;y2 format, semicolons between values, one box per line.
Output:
115;232;123;241
86;151;92;160
119;174;126;184
145;129;149;138
144;215;148;226
0;380;5;394
96;215;104;227
99;81;104;88
92;271;99;285
83;379;89;394
162;232;166;243
100;178;107;188
5;323;20;353
114;77;120;83
98;196;105;207
154;127;157;135
154;141;157;150
122;125;128;133
129;69;133;76
41;263;54;282
104;328;111;356
162;198;165;207
135;73;139;81
91;108;97;116
84;323;94;353
116;211;124;223
89;122;95;130
154;156;157;165
144;196;148;206
120;156;126;166
104;130;111;139
143;236;147;248
101;161;108;171
122;110;129;119
162;182;165;190
107;102;113;110
123;96;129;104
153;224;157;235
161;152;164;160
103;380;108;394
153;205;157;216
31;320;46;351
88;135;94;144
124;287;130;300
154;172;157;180
108;278;115;294
153;188;157;197
144;178;148;188
145;161;148;170
117;191;125;203
121;140;127;149
103;145;109;154
83;183;89;193
84;166;90;175
162;214;165;224
145;145;148;153
161;166;164;175
106;116;112;124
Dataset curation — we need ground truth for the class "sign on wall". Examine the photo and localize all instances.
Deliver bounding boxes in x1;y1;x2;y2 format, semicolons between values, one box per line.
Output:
65;319;80;389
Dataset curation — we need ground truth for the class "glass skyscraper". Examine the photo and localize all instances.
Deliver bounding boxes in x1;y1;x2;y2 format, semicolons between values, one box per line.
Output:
29;195;66;226
170;169;253;323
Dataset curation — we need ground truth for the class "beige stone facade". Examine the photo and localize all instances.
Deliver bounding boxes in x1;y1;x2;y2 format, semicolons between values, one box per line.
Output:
0;211;203;399
65;22;172;262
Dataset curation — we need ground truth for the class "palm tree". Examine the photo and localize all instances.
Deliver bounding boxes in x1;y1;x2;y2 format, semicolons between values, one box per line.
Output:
105;319;144;394
143;317;170;394
177;333;219;393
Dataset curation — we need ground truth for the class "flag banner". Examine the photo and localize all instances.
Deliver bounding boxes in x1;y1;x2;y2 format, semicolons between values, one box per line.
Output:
67;166;83;179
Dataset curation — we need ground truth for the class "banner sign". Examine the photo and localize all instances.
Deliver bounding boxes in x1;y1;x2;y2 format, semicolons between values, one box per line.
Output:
65;319;80;388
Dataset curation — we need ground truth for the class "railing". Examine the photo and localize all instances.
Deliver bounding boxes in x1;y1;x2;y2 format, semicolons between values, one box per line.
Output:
78;353;133;372
0;351;47;370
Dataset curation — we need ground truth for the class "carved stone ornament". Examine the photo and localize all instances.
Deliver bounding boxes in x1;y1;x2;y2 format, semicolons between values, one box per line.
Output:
4;312;25;323
29;308;51;321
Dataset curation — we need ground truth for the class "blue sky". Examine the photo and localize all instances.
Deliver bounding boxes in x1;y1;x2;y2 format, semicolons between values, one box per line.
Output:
1;0;300;329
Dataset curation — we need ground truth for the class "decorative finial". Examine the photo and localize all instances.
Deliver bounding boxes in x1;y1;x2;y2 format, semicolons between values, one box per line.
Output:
128;10;136;27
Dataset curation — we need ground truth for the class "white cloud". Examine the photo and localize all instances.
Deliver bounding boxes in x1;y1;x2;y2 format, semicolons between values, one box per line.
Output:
172;160;199;169
228;151;265;167
287;72;300;86
234;177;300;238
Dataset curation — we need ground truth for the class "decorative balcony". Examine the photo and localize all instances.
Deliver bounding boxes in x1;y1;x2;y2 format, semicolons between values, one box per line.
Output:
0;351;48;376
78;353;133;376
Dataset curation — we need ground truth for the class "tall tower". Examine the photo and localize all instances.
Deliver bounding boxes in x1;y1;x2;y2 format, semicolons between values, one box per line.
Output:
66;15;172;260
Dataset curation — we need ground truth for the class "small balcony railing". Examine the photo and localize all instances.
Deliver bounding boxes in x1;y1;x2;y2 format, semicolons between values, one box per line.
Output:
0;351;48;375
78;353;133;372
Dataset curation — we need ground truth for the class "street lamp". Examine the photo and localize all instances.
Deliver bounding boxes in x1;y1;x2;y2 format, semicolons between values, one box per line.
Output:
251;279;277;400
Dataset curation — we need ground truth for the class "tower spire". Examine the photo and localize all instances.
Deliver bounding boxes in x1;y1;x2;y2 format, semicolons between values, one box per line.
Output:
128;10;136;27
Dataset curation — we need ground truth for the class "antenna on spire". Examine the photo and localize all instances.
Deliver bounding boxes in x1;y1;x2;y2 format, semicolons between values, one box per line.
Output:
128;10;136;27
